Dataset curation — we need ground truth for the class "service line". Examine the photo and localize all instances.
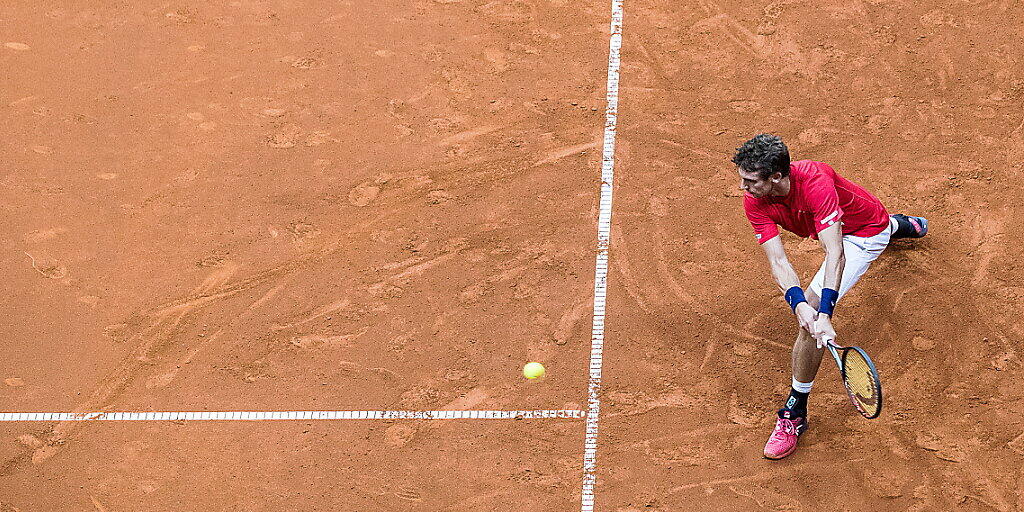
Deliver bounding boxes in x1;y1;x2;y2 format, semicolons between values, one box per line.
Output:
0;410;585;422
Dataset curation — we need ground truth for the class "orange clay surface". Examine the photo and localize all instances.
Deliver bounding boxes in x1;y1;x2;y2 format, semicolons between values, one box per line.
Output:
2;1;1023;511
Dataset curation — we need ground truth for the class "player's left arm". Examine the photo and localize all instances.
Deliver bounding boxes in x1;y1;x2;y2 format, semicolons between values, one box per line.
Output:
815;221;845;346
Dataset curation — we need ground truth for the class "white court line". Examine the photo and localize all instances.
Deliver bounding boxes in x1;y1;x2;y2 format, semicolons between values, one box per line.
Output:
0;410;585;422
581;1;623;511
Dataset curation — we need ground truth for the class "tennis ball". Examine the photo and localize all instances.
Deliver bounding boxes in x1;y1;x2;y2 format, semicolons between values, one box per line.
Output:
523;362;546;379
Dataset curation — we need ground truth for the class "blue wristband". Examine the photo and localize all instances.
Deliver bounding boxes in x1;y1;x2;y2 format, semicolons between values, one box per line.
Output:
819;288;839;316
784;286;806;312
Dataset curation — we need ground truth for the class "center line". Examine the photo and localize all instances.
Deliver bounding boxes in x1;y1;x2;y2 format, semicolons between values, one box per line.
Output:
581;1;624;511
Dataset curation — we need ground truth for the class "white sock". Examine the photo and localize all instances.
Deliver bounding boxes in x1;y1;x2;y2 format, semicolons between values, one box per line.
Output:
792;377;814;393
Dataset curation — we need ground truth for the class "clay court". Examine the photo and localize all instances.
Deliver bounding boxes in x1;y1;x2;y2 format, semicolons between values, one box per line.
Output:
2;0;1023;510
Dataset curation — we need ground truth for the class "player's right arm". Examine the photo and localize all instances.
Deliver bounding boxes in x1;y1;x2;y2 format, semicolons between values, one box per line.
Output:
760;237;818;335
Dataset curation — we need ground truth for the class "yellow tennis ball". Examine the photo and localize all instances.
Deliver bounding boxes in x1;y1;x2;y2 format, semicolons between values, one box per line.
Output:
523;362;546;379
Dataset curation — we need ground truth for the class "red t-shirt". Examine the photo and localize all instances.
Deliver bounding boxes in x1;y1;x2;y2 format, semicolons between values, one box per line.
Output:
744;160;889;244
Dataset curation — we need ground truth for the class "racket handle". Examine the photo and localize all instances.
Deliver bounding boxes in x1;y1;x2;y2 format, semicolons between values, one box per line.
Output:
825;337;843;367
818;334;836;350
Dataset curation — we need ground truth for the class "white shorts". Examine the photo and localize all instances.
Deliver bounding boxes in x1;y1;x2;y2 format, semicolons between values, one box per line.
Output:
807;217;896;302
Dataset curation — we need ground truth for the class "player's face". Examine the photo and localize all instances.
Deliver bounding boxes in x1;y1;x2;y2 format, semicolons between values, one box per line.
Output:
738;168;775;198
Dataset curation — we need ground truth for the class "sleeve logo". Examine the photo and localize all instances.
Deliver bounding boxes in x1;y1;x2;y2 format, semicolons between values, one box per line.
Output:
819;210;839;227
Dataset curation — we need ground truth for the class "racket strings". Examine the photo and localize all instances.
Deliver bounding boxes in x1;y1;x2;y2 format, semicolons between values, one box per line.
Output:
842;349;880;417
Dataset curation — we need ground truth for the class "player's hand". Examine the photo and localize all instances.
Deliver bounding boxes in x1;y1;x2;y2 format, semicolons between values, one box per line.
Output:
814;315;836;348
795;302;818;335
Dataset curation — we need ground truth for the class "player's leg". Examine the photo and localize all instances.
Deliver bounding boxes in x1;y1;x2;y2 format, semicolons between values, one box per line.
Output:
765;292;820;460
890;213;928;239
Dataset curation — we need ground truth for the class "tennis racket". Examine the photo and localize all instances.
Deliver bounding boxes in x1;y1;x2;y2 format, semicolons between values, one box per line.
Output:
822;336;883;419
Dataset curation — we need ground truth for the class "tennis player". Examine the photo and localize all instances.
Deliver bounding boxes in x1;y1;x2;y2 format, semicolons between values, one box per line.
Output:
733;134;928;460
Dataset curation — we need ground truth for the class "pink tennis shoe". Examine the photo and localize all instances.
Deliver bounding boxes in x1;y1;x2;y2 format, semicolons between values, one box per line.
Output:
764;409;807;460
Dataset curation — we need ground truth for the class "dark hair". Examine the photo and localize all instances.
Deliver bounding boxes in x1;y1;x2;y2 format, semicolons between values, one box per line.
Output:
732;134;790;179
